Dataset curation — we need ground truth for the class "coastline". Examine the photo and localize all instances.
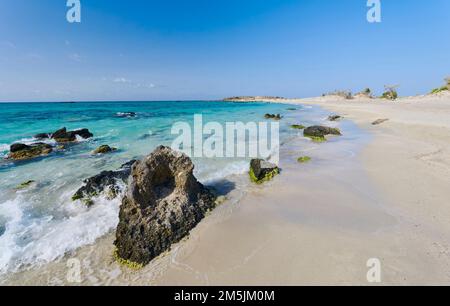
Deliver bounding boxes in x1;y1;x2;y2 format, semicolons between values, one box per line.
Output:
3;94;450;285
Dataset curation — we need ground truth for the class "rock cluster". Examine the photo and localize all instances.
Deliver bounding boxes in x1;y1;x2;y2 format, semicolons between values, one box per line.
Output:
36;127;93;143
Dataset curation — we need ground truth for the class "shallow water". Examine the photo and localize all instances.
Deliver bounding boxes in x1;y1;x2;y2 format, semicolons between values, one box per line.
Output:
0;101;351;276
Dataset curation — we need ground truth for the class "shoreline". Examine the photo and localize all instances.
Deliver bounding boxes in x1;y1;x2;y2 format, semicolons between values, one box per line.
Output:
2;94;450;285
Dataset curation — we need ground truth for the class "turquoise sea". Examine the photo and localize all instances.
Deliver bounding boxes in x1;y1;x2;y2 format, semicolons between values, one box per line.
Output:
0;101;336;275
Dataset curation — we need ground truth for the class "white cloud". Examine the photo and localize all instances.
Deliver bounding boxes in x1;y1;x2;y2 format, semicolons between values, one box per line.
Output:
68;53;83;62
110;77;158;89
113;77;131;83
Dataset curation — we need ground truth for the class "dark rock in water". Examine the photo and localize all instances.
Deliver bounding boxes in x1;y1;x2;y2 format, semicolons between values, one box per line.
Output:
116;112;137;118
304;126;342;138
10;143;31;153
249;159;280;184
51;127;94;142
92;145;117;155
264;114;282;120
114;146;216;266
34;133;51;140
137;134;152;140
72;160;136;206
328;115;342;122
8;143;53;161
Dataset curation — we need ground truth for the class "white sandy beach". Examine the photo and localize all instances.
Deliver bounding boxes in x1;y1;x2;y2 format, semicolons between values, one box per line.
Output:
3;93;450;286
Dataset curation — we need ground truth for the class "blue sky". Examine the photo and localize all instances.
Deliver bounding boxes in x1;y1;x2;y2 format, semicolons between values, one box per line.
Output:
0;0;449;102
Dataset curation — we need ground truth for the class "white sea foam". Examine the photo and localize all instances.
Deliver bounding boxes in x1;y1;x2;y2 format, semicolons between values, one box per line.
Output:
0;144;9;152
0;188;123;275
201;160;249;185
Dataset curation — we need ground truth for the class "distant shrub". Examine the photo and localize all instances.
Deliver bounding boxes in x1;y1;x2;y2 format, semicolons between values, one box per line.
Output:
430;86;448;95
380;85;399;100
355;88;373;98
363;88;371;95
430;77;450;94
324;90;353;100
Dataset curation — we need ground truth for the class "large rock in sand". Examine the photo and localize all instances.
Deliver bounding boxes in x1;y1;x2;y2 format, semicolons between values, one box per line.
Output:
114;146;216;266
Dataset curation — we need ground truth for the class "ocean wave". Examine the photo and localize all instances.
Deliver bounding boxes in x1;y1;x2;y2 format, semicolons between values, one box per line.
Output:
201;160;249;185
0;185;125;275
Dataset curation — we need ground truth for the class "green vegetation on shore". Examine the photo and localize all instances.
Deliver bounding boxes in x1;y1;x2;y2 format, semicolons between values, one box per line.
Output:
380;85;399;100
431;78;450;94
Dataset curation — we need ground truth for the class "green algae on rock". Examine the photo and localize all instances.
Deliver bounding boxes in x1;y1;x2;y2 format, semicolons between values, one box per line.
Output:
249;159;280;184
297;156;312;163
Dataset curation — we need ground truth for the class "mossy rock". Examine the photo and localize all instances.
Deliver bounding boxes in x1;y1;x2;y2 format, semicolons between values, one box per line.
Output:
306;136;327;143
92;145;117;155
249;159;280;184
297;156;312;163
291;124;306;130
264;114;282;120
16;180;36;190
113;248;144;270
215;196;227;205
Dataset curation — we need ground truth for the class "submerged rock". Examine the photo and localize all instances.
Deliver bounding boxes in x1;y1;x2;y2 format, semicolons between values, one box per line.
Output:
92;145;117;155
8;143;53;161
72;160;136;206
249;159;280;184
15;180;36;190
114;146;216;266
291;124;306;130
297;156;312;163
264;114;282;120
328;115;342;122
